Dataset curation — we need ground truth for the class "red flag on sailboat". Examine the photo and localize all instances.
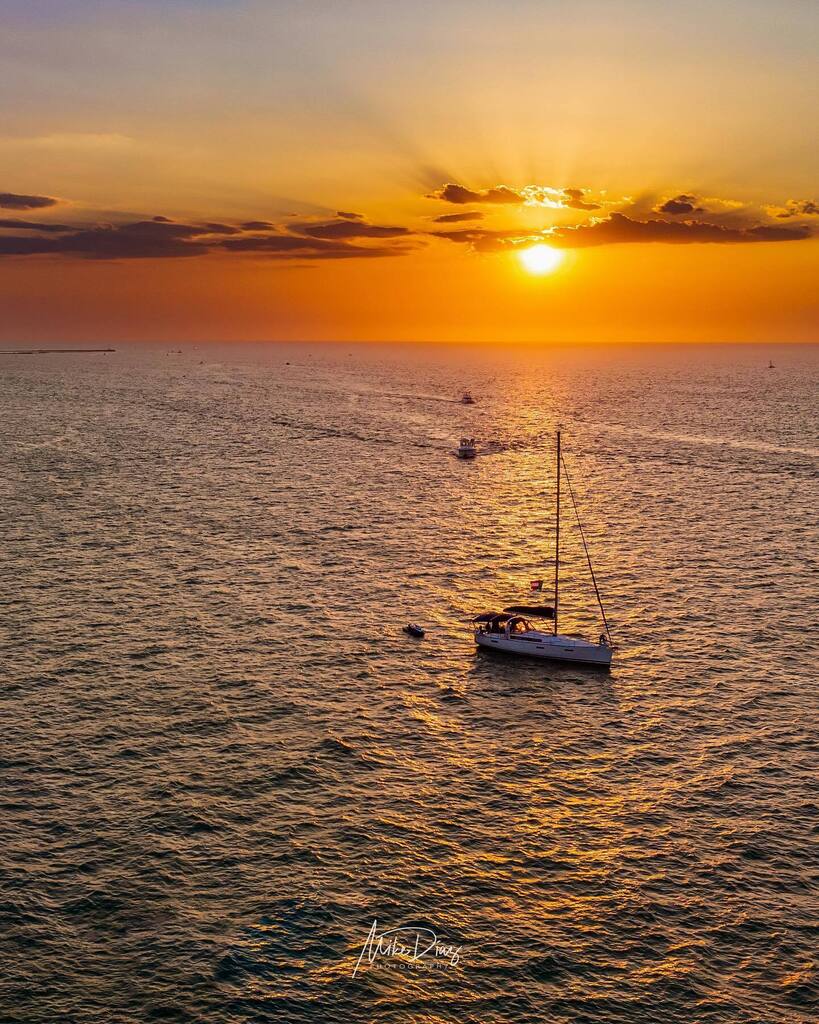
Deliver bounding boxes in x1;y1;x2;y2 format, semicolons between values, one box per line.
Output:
530;579;543;591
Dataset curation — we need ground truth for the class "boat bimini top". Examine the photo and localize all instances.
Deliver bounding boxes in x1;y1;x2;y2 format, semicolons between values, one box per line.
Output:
473;605;555;623
472;611;511;624
503;604;555;619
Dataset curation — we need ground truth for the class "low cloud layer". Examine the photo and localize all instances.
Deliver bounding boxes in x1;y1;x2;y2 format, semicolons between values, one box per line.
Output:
1;183;815;262
427;183;522;205
434;213;811;252
0;191;59;210
426;181;816;252
550;213;810;247
561;188;601;211
0;217;74;233
770;199;819;219
432;211;484;223
655;194;705;216
222;235;403;259
431;227;531;252
428;181;603;211
0;210;417;261
0;220;214;259
297;218;410;240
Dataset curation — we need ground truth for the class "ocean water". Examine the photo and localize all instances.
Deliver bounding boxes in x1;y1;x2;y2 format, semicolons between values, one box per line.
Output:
1;341;817;1024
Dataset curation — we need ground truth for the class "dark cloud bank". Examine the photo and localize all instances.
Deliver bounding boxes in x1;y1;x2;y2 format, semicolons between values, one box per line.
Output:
428;182;600;210
433;211;484;223
553;213;810;247
774;199;819;219
655;194;704;216
434;213;811;251
427;183;522;205
425;182;815;251
1;183;815;261
0;211;417;261
0;191;59;210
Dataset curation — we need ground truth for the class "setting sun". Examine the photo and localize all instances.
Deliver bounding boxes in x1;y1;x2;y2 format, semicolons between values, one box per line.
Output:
517;244;564;275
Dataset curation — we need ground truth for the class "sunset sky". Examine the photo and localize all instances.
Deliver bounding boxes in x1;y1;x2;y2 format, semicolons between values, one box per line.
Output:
1;0;817;344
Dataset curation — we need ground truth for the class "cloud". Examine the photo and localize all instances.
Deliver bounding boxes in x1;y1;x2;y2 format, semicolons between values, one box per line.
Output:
656;194;706;216
0;191;59;210
0;221;211;259
295;218;411;240
202;222;242;235
119;220;215;238
0;219;248;259
549;212;811;247
431;227;534;251
221;234;410;259
744;224;813;242
0;232;204;259
432;212;812;253
428;182;522;205
4;184;810;264
562;188;600;211
433;211;484;223
770;199;819;219
0;201;416;261
0;218;73;233
430;181;606;211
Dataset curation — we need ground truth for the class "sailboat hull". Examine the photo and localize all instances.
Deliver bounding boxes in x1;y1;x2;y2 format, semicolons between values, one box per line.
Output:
475;629;612;667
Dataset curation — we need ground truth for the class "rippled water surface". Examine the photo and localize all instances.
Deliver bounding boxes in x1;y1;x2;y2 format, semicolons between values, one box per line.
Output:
2;342;817;1023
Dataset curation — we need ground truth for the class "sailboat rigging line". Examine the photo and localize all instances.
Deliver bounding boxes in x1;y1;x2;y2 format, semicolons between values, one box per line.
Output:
554;429;561;636
560;456;613;643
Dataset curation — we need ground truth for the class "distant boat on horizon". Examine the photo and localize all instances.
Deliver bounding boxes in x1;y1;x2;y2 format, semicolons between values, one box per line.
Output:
768;359;775;368
472;430;613;668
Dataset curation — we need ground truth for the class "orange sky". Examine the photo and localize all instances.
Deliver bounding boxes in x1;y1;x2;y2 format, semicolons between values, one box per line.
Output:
1;0;817;343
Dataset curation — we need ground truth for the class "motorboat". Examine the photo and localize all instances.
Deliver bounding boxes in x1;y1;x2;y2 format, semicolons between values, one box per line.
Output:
455;437;477;459
473;430;614;668
403;623;425;638
461;391;476;404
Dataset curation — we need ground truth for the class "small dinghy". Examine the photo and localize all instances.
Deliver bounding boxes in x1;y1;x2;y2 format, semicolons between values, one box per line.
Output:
461;390;476;404
455;437;477;459
403;623;425;638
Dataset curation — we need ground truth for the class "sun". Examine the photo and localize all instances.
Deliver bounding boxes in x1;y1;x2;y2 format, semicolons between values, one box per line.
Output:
517;244;564;275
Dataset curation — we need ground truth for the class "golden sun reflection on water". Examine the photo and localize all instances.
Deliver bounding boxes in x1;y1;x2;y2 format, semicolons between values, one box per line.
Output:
3;341;817;1022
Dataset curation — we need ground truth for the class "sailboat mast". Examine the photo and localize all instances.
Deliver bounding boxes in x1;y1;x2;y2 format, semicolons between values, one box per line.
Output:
554;429;561;635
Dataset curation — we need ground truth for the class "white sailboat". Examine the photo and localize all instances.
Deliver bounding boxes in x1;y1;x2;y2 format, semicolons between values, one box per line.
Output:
473;431;614;668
